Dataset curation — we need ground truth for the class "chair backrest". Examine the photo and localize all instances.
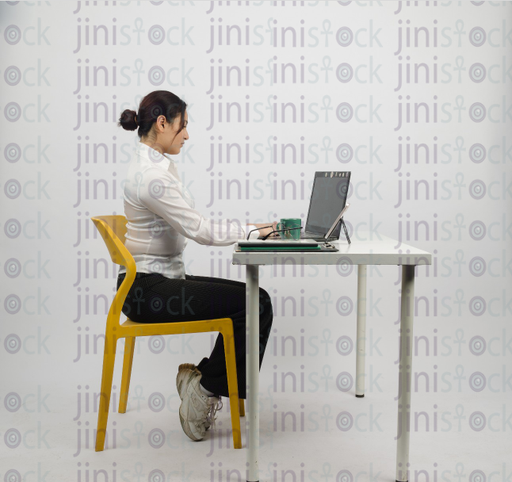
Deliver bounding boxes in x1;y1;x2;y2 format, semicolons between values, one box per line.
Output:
93;214;128;246
91;216;131;267
91;215;136;329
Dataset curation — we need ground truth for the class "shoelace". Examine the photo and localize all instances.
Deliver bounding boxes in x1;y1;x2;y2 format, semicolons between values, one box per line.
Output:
205;396;223;430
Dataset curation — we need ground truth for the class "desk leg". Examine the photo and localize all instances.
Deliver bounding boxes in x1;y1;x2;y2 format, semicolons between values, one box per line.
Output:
395;265;415;482
246;265;260;482
355;265;367;397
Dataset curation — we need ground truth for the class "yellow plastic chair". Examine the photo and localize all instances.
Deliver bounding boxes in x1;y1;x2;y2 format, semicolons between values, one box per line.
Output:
91;215;245;452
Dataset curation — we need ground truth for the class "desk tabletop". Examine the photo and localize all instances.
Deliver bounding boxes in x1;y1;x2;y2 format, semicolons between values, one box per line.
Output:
232;231;432;266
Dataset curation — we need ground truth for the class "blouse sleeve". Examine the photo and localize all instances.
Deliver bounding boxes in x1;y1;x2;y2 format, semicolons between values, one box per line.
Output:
137;167;250;246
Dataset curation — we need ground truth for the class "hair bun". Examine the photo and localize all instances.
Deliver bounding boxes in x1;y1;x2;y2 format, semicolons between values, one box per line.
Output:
118;109;138;131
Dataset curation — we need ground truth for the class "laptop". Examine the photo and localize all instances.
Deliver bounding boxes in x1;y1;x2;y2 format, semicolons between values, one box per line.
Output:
300;171;351;241
257;171;351;241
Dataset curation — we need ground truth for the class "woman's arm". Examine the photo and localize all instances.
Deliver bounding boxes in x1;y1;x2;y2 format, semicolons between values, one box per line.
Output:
137;167;275;245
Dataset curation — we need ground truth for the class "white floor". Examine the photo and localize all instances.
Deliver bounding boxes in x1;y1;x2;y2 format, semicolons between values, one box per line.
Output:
2;371;510;482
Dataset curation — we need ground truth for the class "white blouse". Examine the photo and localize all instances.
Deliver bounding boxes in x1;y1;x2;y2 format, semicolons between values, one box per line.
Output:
118;142;256;279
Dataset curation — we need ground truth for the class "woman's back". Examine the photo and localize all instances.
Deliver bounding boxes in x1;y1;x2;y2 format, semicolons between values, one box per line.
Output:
120;142;190;279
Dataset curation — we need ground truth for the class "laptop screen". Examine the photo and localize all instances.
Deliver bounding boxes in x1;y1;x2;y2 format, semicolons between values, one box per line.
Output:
305;172;351;237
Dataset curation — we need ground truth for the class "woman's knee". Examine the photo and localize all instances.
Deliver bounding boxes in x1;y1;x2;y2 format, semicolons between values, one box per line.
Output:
259;287;271;302
259;288;272;306
258;288;273;316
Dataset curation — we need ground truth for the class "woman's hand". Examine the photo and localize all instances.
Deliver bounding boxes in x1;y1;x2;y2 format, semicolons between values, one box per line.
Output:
253;221;280;238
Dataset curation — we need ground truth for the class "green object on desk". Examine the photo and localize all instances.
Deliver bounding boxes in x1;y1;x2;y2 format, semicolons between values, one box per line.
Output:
239;246;321;251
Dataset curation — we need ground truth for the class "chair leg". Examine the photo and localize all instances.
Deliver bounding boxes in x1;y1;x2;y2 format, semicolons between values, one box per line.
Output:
239;399;245;417
95;335;117;452
222;326;242;449
119;337;136;414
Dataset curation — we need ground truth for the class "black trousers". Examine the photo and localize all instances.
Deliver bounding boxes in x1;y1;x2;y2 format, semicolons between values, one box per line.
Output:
116;272;274;399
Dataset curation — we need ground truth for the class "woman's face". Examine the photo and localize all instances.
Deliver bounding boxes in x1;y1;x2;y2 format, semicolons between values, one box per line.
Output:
143;110;189;156
166;110;189;155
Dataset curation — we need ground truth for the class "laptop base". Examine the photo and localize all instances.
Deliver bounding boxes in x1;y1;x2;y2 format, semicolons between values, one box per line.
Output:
300;232;337;242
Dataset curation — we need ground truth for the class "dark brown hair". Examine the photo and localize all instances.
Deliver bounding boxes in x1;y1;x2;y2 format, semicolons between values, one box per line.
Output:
118;90;187;140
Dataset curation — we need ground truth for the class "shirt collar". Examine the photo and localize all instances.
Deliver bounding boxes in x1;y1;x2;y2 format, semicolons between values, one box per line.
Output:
136;141;175;172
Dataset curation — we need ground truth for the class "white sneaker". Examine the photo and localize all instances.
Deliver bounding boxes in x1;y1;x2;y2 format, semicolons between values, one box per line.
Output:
176;363;197;399
176;364;211;431
176;365;223;440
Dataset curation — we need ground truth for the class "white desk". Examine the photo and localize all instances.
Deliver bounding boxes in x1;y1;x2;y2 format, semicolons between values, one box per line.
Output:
232;232;432;482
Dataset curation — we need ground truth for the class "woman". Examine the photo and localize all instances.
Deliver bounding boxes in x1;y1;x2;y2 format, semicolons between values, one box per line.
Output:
117;90;276;443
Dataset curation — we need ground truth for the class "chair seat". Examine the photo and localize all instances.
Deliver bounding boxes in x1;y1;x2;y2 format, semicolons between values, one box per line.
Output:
121;318;141;326
118;317;234;336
